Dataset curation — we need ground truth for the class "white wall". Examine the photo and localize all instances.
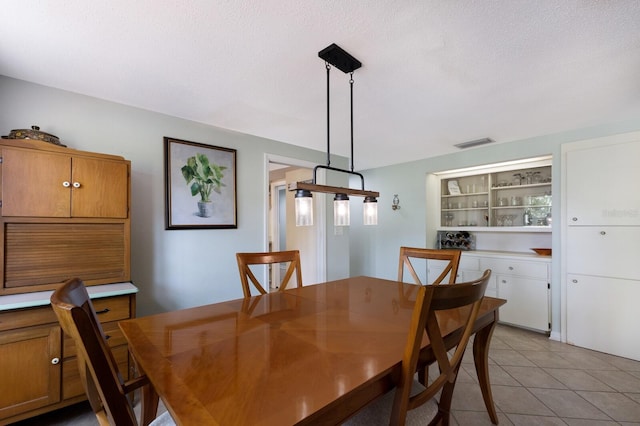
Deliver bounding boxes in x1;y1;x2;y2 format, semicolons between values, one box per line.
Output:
351;120;640;335
0;75;348;316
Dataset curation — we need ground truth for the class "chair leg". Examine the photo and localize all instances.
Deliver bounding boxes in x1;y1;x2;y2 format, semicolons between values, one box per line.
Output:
430;361;462;426
418;364;429;386
139;384;160;426
473;321;499;425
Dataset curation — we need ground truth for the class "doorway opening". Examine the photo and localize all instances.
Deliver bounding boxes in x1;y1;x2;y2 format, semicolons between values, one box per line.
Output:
265;155;326;288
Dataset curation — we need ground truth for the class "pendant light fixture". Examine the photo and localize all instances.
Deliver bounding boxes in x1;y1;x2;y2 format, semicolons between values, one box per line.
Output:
289;43;379;227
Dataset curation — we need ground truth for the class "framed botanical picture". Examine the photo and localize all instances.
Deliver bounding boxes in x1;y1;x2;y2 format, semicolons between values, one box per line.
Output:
164;137;237;229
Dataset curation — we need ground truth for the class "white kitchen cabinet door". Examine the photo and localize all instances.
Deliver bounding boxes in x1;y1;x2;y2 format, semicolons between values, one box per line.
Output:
567;226;640;281
497;275;549;332
566;139;640;226
567;274;640;361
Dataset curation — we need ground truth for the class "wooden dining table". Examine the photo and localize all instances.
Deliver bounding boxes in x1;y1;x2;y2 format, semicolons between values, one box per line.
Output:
119;276;506;425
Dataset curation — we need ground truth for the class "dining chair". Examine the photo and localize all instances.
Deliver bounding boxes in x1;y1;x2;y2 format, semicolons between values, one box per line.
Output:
398;246;461;285
50;278;174;426
397;247;464;385
349;271;492;425
387;269;492;426
236;250;303;297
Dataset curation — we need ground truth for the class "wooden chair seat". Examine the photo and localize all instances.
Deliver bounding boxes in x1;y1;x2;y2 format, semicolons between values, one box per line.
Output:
236;250;303;297
50;278;174;426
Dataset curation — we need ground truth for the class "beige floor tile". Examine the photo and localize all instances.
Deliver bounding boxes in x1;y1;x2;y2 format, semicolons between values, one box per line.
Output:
577;391;640;423
451;380;490;411
560;419;618;426
502;365;567;389
490;349;537;367
520;350;576;369
452;410;513;425
544;368;615;392
492;385;555;416
528;388;610;420
587;370;640;393
505;413;569;425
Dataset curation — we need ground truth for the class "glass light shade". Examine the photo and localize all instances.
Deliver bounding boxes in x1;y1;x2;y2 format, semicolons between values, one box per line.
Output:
363;196;378;225
295;190;313;226
334;193;350;226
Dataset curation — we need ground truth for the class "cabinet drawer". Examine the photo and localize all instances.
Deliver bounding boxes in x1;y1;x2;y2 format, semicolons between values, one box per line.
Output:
0;305;57;332
91;295;131;322
63;321;126;358
480;258;548;279
62;344;129;400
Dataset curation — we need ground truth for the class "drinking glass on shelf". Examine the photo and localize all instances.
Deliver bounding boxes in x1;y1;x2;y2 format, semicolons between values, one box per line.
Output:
444;214;454;227
505;215;515;226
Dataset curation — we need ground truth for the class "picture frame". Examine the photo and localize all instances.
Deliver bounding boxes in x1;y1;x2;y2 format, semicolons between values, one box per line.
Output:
164;137;237;229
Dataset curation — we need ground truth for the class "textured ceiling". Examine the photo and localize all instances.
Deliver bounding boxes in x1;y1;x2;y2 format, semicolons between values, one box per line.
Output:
2;1;640;169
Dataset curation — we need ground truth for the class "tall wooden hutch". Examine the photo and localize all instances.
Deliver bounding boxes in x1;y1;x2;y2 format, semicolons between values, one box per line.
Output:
0;138;135;423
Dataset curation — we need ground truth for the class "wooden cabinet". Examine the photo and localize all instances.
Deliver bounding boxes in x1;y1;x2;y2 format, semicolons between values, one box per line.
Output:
0;138;131;295
1;142;129;219
0;288;136;424
0;138;134;422
438;157;552;229
0;322;61;419
430;252;551;333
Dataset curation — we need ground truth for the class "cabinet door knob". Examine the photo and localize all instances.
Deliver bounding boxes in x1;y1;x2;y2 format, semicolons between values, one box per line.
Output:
572;217;578;221
572;279;578;283
508;266;514;271
51;357;60;365
72;182;81;188
62;181;71;188
600;231;606;235
501;279;507;283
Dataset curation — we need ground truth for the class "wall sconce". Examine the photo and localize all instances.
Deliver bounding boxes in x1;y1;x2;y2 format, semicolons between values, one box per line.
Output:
392;194;400;210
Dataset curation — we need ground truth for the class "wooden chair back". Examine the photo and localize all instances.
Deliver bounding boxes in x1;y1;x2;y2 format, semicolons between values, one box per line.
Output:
236;250;303;297
50;278;162;426
390;269;492;426
397;246;461;285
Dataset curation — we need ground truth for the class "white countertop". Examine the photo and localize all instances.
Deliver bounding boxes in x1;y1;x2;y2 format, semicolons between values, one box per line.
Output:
0;282;138;311
462;250;552;261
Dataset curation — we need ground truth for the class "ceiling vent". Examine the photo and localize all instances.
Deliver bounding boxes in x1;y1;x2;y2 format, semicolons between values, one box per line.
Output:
454;137;495;149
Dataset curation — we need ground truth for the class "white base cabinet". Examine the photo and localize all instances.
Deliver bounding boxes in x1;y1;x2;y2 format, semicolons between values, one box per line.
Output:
428;251;550;333
567;274;640;361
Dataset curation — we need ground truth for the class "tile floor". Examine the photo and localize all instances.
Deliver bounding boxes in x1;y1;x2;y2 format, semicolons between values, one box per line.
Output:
10;324;640;425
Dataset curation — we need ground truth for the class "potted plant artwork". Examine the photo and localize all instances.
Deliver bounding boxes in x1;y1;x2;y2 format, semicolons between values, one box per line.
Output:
181;153;227;218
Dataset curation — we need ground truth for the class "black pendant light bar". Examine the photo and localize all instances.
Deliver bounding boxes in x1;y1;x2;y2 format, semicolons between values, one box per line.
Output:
289;43;379;226
289;43;378;198
318;43;362;73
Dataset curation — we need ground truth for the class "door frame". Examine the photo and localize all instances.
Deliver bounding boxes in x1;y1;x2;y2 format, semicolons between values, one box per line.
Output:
264;154;326;285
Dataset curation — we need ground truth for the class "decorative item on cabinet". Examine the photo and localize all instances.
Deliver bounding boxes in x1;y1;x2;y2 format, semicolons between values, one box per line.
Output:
437;230;475;250
2;125;66;147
